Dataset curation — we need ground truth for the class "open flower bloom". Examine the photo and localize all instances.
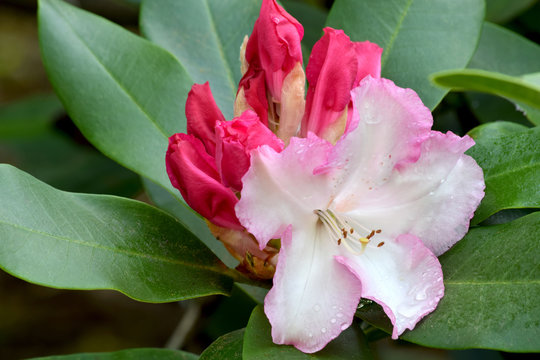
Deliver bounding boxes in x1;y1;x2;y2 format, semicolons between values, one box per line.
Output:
236;76;485;353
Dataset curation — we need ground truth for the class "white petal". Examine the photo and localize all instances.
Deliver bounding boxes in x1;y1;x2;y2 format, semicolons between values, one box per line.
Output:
342;131;485;255
317;76;433;209
236;135;333;248
336;233;444;339
265;225;362;353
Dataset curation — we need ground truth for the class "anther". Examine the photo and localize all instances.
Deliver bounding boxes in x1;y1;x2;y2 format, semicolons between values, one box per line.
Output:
375;229;382;234
366;230;375;239
377;241;385;247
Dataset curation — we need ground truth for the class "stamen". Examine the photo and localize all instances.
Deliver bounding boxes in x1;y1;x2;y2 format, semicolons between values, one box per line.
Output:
377;241;385;247
315;209;382;255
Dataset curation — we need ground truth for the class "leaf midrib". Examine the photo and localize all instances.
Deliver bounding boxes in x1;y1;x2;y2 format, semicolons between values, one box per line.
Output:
48;0;169;140
0;219;228;276
203;0;237;96
380;0;413;67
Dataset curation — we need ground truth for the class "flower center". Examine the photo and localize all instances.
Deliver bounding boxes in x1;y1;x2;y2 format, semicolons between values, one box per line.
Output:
314;209;381;254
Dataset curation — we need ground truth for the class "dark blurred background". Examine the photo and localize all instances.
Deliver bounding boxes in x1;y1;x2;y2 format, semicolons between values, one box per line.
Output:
0;0;538;359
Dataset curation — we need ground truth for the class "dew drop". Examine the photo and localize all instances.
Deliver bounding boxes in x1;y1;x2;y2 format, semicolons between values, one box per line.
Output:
340;323;348;331
313;304;321;312
440;179;446;184
321;327;327;333
308;332;313;338
429;191;435;196
332;305;337;310
336;312;343;318
415;292;427;301
331;318;337;324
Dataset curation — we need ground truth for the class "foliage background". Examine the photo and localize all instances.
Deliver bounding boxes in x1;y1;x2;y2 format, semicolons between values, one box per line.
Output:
0;0;538;359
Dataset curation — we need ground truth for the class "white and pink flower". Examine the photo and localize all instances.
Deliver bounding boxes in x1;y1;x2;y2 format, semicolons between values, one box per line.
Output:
166;0;485;353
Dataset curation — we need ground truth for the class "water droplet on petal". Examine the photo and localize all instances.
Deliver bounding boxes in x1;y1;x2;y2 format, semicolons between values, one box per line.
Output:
429;191;435;196
415;292;427;301
308;332;313;338
440;179;446;184
336;312;343;318
321;327;327;333
331;318;336;324
340;323;348;331
332;305;337;310
313;304;321;312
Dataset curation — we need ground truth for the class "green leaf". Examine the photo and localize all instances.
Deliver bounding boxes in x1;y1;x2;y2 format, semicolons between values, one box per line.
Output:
357;212;540;352
467;121;529;140
140;0;262;118
468;22;540;76
243;305;372;359
485;0;537;23
200;329;245;360
467;127;540;223
31;348;198;360
466;22;540;125
326;0;484;110
0;165;233;302
38;0;193;196
431;69;540;111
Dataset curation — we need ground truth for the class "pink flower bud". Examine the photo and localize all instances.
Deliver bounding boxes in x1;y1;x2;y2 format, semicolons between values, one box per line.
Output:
166;133;242;230
236;0;306;144
301;28;382;143
186;82;226;157
215;110;284;191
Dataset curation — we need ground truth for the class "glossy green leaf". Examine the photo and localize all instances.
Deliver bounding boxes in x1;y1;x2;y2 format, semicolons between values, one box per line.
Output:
0;165;233;302
467;121;529;139
357;212;540;352
468;22;540;76
431;69;540;112
466;22;540;125
467;127;540;224
200;329;244;360
485;0;537;23
326;0;484;110
38;0;192;196
140;0;262;118
31;348;198;360
243;306;372;359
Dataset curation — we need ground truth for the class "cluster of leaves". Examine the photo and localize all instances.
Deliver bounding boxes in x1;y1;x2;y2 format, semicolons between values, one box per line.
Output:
0;0;538;358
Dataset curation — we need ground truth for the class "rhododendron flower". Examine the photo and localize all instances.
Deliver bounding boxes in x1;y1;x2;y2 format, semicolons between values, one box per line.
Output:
236;76;485;353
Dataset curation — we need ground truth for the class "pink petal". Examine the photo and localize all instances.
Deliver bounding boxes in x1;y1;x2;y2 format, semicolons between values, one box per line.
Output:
237;69;269;126
236;134;332;249
319;76;433;208
166;133;242;230
245;0;304;102
265;226;363;353
185;83;226;157
336;233;444;339
344;131;485;256
215;110;283;191
301;28;382;142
